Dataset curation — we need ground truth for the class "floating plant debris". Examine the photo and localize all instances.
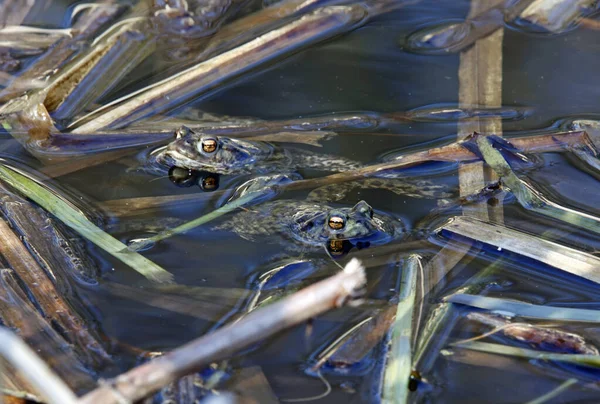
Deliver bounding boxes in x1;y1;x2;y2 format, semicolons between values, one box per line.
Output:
2;1;600;403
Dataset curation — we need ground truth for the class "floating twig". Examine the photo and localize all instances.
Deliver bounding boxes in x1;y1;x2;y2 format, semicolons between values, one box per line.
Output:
0;3;126;100
0;218;111;366
72;5;369;132
510;0;599;34
78;258;366;404
438;215;600;285
404;2;505;55
0;269;96;394
283;131;598;192
45;17;156;120
445;294;600;323
0;327;79;404
226;366;279;404
465;312;599;355
101;281;247;322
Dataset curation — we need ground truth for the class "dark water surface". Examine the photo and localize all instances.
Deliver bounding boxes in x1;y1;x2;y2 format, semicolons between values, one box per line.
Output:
4;0;600;403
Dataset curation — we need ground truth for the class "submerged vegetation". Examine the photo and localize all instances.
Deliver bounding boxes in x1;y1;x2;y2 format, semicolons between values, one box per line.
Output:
1;0;600;403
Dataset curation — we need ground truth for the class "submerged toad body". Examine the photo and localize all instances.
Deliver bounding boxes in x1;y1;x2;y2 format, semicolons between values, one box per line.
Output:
214;199;406;251
154;127;454;201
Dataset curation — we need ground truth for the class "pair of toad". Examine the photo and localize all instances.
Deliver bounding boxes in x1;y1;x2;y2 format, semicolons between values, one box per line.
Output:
145;126;453;253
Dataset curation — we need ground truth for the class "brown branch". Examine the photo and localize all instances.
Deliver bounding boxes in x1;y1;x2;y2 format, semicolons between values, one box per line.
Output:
0;270;96;395
78;259;366;404
73;5;369;132
0;4;126;101
283;130;594;191
0;217;111;367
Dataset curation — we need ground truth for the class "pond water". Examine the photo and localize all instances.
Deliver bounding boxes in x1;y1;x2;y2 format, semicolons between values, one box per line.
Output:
2;0;600;403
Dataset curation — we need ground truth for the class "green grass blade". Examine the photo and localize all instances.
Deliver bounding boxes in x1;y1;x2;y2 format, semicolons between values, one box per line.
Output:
127;190;265;252
382;255;420;404
453;341;600;368
446;294;600;323
525;378;577;404
0;164;174;283
476;135;600;235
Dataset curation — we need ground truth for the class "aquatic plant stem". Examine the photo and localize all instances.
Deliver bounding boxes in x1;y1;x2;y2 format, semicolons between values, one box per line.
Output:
525;379;578;404
0;327;79;404
439;215;600;285
127;190;264;251
476;135;600;235
78;259;366;404
445;294;600;323
0;163;174;283
382;255;420;404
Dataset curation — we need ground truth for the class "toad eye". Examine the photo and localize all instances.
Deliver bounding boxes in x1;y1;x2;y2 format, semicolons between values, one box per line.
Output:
198;136;218;154
328;215;345;230
199;174;219;191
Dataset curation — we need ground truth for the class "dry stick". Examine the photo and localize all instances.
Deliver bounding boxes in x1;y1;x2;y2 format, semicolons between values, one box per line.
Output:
457;0;505;222
0;0;36;27
0;269;96;394
410;2;506;387
46;17;156;120
72;5;369;132
440;215;600;284
100;130;595;216
0;217;111;365
78;258;367;404
0;327;79;404
0;3;126;100
0;24;70;46
283;131;596;190
154;0;349;79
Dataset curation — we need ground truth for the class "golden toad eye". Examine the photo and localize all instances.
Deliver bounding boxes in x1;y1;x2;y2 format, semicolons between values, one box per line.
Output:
328;215;345;230
329;239;344;251
200;137;218;154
